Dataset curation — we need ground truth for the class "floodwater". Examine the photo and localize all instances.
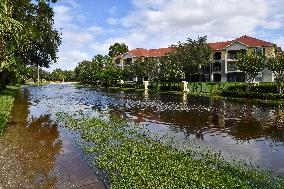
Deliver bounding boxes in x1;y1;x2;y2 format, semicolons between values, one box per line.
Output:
0;86;106;189
1;84;284;188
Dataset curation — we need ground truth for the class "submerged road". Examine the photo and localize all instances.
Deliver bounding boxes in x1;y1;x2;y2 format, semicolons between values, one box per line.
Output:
1;83;284;188
0;86;106;189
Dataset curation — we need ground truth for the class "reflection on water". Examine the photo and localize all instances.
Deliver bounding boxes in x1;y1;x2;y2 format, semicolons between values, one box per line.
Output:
2;84;284;179
78;85;284;175
0;88;62;188
0;86;105;189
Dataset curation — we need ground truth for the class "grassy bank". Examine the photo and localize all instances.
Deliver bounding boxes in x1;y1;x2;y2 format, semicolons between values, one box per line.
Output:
0;86;19;134
58;113;284;189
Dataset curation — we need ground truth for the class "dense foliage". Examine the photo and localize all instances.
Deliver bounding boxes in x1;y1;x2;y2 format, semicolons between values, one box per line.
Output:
126;57;160;82
75;37;212;85
0;0;61;90
267;53;284;93
25;67;75;83
49;69;75;82
220;84;284;100
58;113;284;189
237;51;266;83
108;43;129;58
75;54;123;86
0;86;19;134
159;36;212;82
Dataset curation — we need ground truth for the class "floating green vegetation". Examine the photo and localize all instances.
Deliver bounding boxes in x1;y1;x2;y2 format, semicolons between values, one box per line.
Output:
57;113;284;189
0;86;19;134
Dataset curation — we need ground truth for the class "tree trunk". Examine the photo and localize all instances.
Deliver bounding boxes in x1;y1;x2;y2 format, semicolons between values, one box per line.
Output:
0;72;8;91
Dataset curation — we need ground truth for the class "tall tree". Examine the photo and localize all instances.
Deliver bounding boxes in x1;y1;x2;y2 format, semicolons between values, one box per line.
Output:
0;0;61;89
267;52;284;93
127;57;160;82
159;53;184;83
108;43;129;58
167;36;212;81
237;51;266;83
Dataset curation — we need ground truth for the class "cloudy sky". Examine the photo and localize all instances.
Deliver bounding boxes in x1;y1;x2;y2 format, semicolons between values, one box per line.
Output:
49;0;284;71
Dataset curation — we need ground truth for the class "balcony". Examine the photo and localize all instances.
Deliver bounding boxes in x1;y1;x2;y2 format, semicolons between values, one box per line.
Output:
123;58;132;66
227;50;239;60
213;67;221;72
213;52;221;60
227;64;239;72
212;62;221;72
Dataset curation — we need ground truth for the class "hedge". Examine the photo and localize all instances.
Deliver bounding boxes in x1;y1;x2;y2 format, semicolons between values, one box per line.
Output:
221;91;284;100
225;85;278;94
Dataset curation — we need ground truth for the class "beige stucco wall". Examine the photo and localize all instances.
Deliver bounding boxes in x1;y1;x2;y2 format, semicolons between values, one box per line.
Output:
265;46;275;57
221;50;226;60
247;46;275;57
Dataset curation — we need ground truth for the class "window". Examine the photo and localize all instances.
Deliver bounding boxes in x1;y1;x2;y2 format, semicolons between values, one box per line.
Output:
214;52;221;60
255;47;264;54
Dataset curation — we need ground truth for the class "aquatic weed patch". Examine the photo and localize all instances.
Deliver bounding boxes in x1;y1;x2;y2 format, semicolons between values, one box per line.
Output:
57;113;284;189
0;86;19;134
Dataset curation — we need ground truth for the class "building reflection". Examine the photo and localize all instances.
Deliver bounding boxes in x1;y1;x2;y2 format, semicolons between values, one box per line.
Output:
105;91;284;143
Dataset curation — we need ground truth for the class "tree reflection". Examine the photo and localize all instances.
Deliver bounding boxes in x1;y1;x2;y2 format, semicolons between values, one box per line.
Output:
0;87;62;188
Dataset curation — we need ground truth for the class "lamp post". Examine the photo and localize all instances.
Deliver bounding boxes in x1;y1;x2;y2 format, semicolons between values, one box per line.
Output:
37;64;40;86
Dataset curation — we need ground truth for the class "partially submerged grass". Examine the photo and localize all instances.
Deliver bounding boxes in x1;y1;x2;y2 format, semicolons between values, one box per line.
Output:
0;86;19;134
57;113;284;189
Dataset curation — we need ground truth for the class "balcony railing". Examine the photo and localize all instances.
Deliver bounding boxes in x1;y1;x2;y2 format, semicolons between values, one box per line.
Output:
213;56;221;60
213;67;221;72
227;64;239;71
228;53;237;60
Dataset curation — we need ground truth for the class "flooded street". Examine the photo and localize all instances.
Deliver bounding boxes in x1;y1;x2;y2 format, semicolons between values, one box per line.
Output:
0;86;105;189
1;84;284;188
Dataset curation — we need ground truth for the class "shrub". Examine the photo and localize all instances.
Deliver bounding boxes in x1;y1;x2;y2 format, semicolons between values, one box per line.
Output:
159;85;182;92
221;91;284;100
226;85;278;94
120;83;143;89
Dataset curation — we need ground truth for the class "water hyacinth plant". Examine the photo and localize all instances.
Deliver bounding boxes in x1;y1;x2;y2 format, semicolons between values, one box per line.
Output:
57;113;284;189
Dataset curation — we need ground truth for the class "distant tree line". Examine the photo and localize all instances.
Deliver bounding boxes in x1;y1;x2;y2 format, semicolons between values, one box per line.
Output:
25;67;75;83
0;0;61;90
75;54;125;86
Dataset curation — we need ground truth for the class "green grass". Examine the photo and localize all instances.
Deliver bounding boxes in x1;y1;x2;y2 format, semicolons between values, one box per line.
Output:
0;86;19;135
57;113;284;189
27;81;50;86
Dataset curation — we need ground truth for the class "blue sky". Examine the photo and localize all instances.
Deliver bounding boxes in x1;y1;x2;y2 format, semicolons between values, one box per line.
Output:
49;0;284;71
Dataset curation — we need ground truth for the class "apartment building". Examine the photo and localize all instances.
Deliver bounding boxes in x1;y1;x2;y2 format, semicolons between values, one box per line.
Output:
113;47;174;70
113;35;279;82
209;35;277;82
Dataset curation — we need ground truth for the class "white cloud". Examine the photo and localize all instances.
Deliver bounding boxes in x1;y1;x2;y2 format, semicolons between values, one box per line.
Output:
49;50;90;71
63;32;94;44
53;5;73;24
87;26;104;33
52;0;284;71
105;0;284;48
275;37;284;49
52;2;101;70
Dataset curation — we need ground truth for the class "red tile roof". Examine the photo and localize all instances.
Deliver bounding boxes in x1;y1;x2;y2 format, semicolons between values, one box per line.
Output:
208;42;231;51
127;47;174;57
209;35;275;50
115;36;275;58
